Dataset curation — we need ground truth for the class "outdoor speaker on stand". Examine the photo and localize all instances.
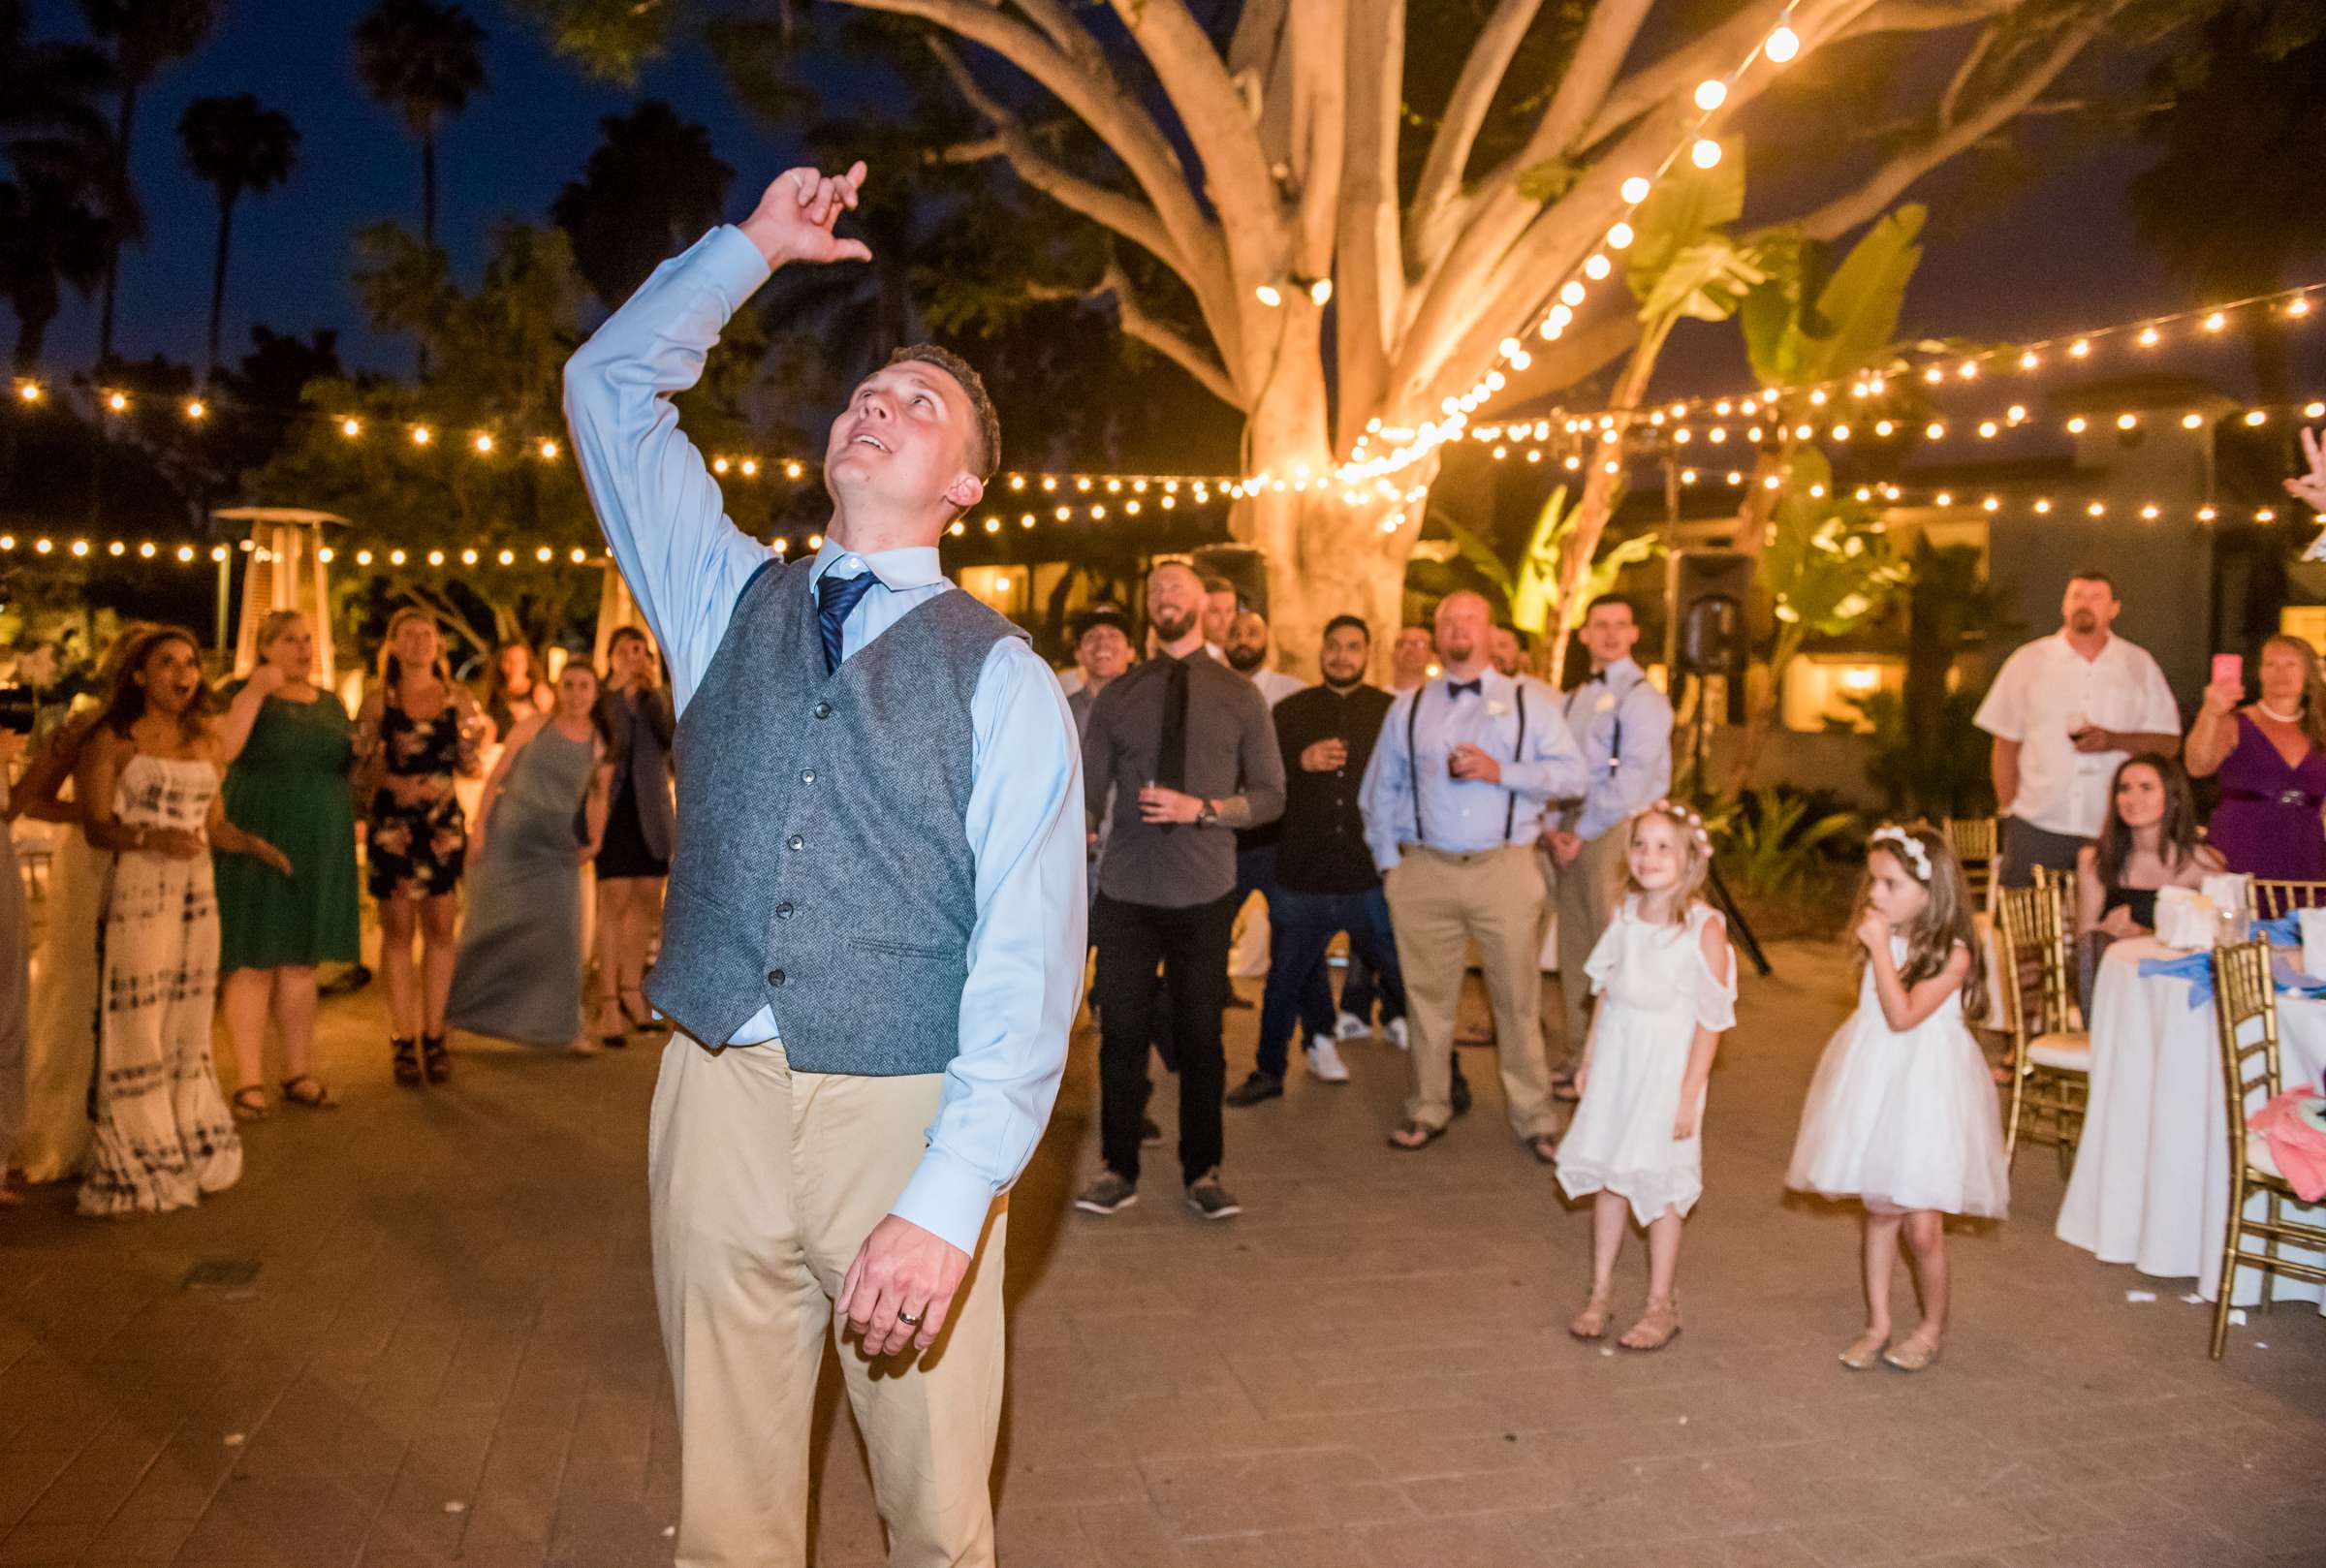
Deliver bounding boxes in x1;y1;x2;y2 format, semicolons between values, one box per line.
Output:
1664;547;1772;976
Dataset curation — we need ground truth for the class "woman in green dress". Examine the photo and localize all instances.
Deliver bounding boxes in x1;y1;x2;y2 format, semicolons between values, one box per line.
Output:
215;611;361;1117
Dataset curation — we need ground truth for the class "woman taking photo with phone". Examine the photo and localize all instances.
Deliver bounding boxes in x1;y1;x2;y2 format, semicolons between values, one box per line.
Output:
2186;636;2326;880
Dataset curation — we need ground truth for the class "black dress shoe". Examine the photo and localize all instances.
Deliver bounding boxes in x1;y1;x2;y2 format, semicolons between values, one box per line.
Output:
1450;1066;1474;1117
1225;1073;1283;1108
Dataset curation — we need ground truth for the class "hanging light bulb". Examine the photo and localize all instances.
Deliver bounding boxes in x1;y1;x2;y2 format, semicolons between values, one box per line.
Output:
1690;139;1722;169
341;417;361;437
1583;253;1611;280
1254;283;1283;308
1766;24;1801;62
1619;175;1651;204
1693;79;1727;111
1559;280;1587;306
185;399;206;420
1605;222;1634;250
1307;277;1333;305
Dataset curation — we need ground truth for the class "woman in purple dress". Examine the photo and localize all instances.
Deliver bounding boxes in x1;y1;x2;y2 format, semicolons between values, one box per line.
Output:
2187;634;2326;880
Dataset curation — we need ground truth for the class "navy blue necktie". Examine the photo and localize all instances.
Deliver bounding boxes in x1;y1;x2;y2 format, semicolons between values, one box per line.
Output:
1446;678;1482;699
817;570;878;674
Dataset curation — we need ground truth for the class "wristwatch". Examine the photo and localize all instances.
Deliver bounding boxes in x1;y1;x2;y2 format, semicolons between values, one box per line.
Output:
1195;800;1218;829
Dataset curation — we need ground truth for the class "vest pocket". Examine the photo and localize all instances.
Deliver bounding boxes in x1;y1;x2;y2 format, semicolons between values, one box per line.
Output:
847;935;959;961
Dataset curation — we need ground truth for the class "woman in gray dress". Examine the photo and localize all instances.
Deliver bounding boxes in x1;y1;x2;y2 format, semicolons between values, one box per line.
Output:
446;661;615;1052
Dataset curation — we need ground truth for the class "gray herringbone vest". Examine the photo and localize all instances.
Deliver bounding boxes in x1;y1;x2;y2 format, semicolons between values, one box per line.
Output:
647;559;1026;1070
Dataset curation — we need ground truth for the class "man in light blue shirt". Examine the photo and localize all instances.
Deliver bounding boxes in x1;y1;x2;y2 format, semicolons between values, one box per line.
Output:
1545;595;1675;1089
1360;590;1586;1159
563;162;1084;1568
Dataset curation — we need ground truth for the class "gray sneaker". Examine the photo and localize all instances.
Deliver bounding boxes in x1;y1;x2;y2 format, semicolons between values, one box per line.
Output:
1184;1172;1242;1220
1075;1172;1139;1215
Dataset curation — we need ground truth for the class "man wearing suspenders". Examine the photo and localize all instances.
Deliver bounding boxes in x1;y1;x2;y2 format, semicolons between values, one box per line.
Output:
1360;592;1587;1159
1544;596;1674;1095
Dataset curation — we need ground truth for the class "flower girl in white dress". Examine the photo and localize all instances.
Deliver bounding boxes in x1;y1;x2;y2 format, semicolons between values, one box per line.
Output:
1787;824;2008;1373
1556;801;1736;1352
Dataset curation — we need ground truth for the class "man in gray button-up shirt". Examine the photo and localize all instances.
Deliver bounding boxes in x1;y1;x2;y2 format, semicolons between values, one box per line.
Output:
1079;561;1284;1221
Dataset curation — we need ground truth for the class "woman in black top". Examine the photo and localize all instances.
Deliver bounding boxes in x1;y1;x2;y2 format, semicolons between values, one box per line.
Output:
2073;754;2221;1005
589;627;675;1046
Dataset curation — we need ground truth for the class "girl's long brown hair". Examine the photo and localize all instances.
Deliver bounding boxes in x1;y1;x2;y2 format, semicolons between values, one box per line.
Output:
1854;823;1989;1021
2091;754;2201;895
95;623;213;743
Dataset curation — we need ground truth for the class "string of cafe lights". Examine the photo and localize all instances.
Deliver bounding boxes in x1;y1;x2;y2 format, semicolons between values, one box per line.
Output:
1473;282;2324;439
1;377;1238;502
1237;5;1808;498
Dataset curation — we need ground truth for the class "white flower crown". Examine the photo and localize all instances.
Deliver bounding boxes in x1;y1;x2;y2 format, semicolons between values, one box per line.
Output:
1639;798;1713;851
1870;825;1933;881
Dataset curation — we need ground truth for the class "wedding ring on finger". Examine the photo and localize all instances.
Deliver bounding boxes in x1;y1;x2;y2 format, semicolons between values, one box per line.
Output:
896;1307;923;1327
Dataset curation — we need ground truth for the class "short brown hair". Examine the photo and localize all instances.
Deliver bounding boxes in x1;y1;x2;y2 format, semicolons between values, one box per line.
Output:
885;343;1000;480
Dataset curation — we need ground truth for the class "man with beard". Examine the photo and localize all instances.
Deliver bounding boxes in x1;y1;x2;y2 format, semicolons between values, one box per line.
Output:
1230;615;1410;1104
1974;572;2180;888
1224;610;1307;708
1361;591;1585;1159
1488;624;1528;679
564;162;1087;1567
1079;561;1284;1218
1221;609;1305;1008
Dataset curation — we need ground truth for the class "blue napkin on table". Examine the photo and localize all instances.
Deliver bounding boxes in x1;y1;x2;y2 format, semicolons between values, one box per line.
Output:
2138;952;2216;1008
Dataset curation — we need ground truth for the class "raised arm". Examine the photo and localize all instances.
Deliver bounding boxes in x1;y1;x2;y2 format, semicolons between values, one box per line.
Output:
216;665;287;765
562;164;871;710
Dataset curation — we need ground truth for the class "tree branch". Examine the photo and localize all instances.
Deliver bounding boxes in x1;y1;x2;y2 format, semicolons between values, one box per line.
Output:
830;0;1242;367
927;39;1190;283
1408;0;1547;258
1937;21;1998;128
1033;263;1243;408
1334;0;1404;451
1794;14;2103;238
1289;0;1346;276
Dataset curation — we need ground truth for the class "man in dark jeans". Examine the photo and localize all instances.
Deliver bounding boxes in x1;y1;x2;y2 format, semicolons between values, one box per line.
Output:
1231;615;1410;1104
1078;561;1284;1220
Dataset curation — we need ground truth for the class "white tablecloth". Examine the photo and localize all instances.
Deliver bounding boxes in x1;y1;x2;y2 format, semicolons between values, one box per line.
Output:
2056;938;2326;1307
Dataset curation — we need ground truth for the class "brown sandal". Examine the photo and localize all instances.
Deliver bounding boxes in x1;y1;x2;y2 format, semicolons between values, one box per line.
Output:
230;1085;269;1121
279;1075;335;1110
1569;1290;1614;1340
1618;1295;1682;1352
1387;1120;1446;1150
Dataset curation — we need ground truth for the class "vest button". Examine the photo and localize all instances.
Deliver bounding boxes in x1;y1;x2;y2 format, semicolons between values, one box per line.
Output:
766;968;786;988
801;768;816;784
786;834;803;851
812;701;833;719
774;902;795;920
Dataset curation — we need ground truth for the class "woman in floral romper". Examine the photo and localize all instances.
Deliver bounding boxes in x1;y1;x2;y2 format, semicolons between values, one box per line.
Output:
355;610;485;1086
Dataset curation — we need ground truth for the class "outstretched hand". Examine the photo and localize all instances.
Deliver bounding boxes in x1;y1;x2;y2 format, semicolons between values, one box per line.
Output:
739;163;873;270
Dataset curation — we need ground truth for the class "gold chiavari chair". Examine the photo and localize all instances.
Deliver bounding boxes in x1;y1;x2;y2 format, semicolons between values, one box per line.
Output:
1944;816;1999;909
2253;881;2326;921
2206;940;2326;1359
1996;872;2088;1171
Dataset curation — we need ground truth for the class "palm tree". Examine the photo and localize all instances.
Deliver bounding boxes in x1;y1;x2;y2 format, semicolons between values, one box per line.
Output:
550;101;733;311
354;0;486;255
178;93;298;378
79;0;215;364
2;0;118;371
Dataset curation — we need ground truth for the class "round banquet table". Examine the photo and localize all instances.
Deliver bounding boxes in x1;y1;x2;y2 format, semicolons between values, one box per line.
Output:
2055;937;2326;1308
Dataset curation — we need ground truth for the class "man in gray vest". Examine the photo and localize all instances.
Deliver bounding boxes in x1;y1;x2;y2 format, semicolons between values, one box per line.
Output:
564;161;1086;1568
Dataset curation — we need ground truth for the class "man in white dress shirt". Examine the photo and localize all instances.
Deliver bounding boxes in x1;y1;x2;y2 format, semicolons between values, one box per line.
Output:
564;162;1085;1568
1974;572;2181;888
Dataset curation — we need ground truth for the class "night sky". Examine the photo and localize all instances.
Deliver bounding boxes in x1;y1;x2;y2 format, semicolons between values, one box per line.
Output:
16;1;2325;415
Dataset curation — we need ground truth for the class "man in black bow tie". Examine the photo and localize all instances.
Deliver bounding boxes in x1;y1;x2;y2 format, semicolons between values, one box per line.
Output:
1359;591;1587;1159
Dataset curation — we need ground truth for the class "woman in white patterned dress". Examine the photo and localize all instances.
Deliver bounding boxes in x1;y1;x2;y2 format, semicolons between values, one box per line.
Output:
74;627;291;1217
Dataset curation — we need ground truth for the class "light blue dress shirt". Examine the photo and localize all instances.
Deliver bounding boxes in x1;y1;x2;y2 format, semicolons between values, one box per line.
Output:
1556;657;1675;842
562;223;1088;1256
1359;669;1587;872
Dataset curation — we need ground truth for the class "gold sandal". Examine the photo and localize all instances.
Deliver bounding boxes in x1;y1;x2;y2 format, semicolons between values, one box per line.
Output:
1569;1290;1614;1340
1839;1331;1889;1370
1618;1295;1681;1352
1881;1327;1943;1372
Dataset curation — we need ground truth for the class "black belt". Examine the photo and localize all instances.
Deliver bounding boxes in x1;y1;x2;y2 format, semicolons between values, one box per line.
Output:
2221;786;2325;809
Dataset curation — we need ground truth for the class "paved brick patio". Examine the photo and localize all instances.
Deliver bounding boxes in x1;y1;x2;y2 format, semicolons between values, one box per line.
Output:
4;939;2322;1567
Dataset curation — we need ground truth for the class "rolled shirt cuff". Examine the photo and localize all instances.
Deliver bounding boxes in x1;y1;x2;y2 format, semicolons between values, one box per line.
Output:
888;1145;1002;1259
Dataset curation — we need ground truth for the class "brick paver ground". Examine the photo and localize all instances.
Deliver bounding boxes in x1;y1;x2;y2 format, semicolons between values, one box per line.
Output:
4;939;2323;1568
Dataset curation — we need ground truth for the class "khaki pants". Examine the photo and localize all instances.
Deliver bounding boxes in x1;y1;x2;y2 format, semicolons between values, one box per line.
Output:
1383;844;1558;1138
1553;827;1630;1076
648;1035;1006;1568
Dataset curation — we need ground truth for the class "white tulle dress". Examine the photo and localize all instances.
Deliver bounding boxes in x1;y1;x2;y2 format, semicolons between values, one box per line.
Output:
1785;935;2009;1219
1556;897;1737;1225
